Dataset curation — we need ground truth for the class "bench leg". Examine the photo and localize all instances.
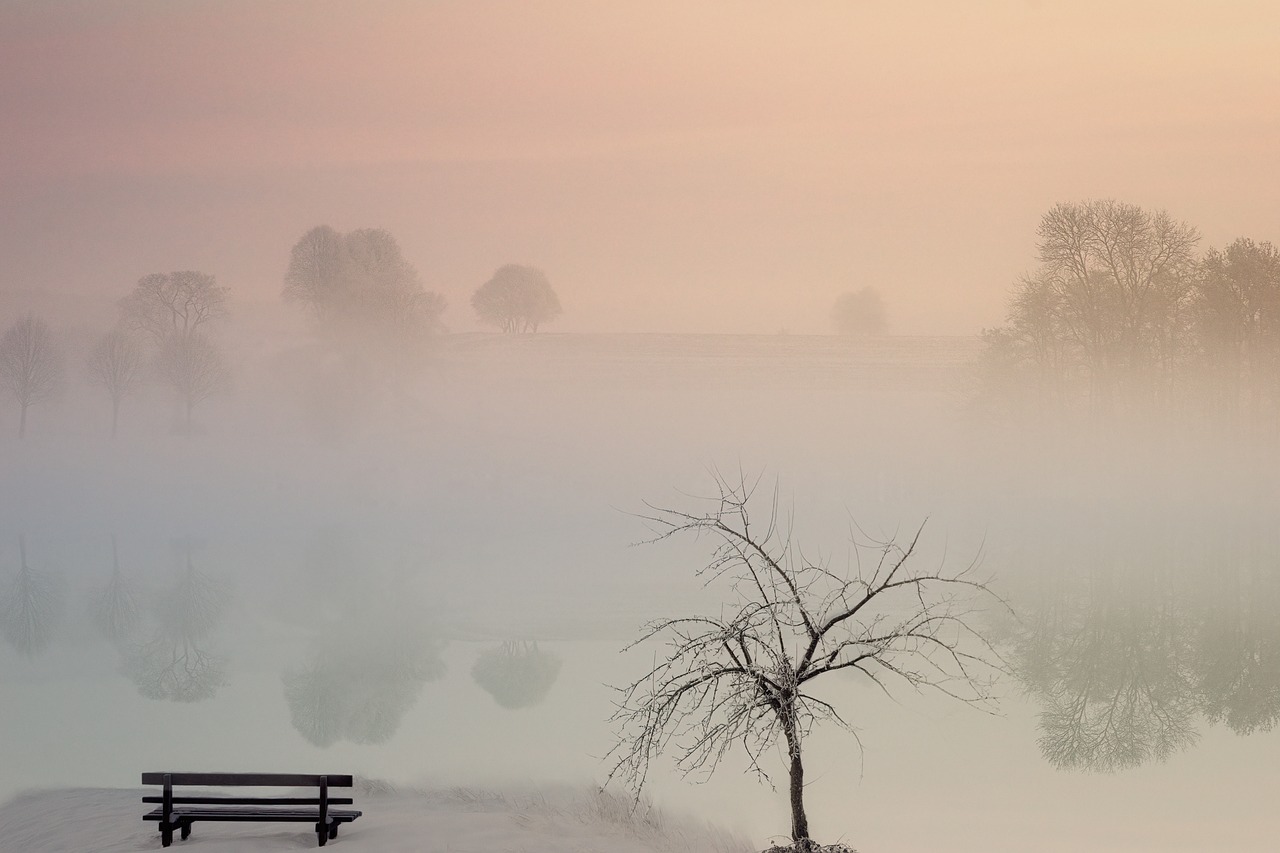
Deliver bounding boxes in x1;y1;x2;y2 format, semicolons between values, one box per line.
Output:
180;819;192;840
161;824;173;847
329;822;340;839
317;823;328;847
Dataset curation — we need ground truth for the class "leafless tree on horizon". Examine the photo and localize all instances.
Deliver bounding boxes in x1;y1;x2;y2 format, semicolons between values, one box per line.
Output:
0;314;63;438
87;329;146;437
156;332;229;433
119;270;228;346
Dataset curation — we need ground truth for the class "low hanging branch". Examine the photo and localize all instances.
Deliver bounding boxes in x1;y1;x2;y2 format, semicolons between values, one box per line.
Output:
605;471;1009;853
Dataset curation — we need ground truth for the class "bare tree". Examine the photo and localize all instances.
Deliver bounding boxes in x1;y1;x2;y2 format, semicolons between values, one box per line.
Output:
119;271;227;346
0;314;63;438
86;329;146;437
156;332;228;432
606;473;1006;852
1194;238;1280;421
1034;200;1199;406
472;264;562;333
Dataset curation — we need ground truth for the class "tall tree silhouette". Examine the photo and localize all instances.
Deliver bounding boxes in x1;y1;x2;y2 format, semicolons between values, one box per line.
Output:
0;315;62;438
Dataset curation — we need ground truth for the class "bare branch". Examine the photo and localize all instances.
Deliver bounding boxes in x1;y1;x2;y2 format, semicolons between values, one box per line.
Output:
609;472;1008;849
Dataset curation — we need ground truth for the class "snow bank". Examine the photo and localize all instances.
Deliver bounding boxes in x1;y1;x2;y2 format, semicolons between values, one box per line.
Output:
0;782;752;853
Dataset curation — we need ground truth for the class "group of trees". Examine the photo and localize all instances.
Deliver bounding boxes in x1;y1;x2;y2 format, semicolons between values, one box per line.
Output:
119;270;230;432
284;226;562;341
283;226;447;354
981;200;1280;422
1;226;564;438
0;270;229;438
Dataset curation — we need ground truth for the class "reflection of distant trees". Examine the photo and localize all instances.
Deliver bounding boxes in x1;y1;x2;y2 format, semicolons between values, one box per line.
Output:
471;641;561;710
283;619;445;746
122;631;227;702
0;536;62;657
1015;573;1199;771
1192;562;1280;736
120;545;230;702
1008;524;1280;771
89;537;140;642
280;527;449;745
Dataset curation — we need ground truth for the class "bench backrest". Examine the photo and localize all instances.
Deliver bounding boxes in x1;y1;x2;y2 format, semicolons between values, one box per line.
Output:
142;773;353;787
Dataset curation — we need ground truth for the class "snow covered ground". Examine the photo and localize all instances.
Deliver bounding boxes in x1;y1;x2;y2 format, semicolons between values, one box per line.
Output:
0;783;751;853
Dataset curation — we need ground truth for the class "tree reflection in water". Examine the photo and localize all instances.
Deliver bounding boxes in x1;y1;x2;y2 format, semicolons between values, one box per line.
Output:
1007;517;1280;771
89;536;140;643
283;617;446;747
0;536;62;658
120;544;230;702
471;640;561;709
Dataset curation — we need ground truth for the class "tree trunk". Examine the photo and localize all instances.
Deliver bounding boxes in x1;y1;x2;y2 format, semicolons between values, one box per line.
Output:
781;704;811;849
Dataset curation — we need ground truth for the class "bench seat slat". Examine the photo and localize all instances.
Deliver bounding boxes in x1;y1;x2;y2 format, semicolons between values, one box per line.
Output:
143;796;355;805
144;807;361;822
142;772;353;787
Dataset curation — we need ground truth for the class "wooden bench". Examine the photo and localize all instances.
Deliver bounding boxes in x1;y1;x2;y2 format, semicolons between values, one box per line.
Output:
142;772;362;847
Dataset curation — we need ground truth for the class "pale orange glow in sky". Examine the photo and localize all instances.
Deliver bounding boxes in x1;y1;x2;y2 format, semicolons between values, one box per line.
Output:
2;0;1278;333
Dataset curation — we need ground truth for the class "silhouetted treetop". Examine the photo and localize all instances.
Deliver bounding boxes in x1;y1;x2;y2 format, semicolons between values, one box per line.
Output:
472;264;562;334
0;314;63;438
283;225;446;342
120;271;227;345
86;329;145;437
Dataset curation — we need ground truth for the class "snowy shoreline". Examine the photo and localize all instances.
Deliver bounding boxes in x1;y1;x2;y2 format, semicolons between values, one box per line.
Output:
0;781;752;853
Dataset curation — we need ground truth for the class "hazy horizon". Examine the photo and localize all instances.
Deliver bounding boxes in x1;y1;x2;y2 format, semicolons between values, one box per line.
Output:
4;1;1278;335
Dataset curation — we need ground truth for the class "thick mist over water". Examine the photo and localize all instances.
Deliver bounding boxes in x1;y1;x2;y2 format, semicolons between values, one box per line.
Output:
2;328;1279;850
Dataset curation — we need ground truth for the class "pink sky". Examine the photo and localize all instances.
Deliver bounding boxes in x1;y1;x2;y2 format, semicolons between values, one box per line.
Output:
2;0;1278;333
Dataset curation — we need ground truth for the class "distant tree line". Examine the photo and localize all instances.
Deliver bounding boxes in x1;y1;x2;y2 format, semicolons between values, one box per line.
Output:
979;199;1280;425
0;270;230;438
283;225;562;339
0;225;563;438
